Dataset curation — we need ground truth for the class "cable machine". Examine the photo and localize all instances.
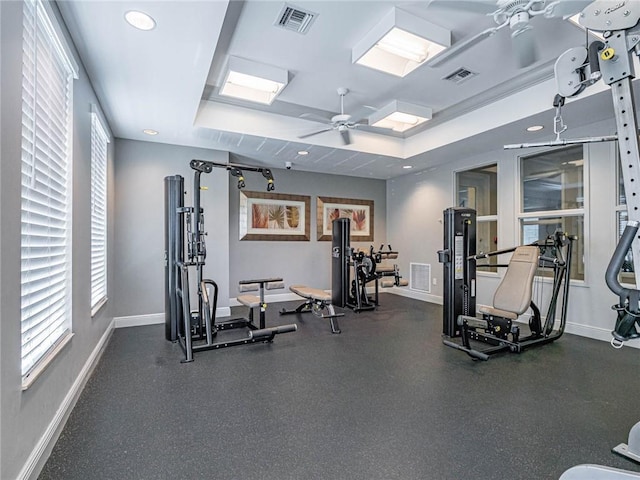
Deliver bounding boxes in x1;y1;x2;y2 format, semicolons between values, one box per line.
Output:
164;159;296;363
500;2;640;476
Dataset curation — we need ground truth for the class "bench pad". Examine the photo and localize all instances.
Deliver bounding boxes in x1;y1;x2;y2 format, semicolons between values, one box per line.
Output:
237;294;260;308
289;285;331;302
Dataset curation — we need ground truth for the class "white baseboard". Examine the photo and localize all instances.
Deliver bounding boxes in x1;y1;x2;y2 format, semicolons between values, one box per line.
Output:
114;312;164;328
114;307;232;328
565;322;640;349
20;319;115;480
385;287;443;305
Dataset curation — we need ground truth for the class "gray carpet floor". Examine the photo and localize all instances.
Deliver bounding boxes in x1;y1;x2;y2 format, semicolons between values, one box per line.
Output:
39;294;640;479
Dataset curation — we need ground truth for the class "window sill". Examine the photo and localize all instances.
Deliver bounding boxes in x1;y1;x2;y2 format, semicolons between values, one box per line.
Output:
22;332;74;391
91;296;108;318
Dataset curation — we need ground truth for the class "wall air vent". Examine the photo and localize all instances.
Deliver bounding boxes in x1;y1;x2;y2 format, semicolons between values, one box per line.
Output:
275;4;318;34
443;67;478;84
410;263;431;293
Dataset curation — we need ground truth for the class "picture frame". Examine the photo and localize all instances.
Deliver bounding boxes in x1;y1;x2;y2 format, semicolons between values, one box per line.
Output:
239;191;310;241
317;196;374;241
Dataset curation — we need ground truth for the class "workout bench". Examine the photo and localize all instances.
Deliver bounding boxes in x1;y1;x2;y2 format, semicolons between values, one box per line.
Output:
280;285;344;334
237;278;285;329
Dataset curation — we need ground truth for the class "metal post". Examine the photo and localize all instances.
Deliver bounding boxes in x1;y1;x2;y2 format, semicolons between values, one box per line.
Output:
164;175;184;342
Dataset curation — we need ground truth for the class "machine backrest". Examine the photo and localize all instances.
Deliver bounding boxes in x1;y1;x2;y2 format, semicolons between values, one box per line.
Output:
493;246;540;315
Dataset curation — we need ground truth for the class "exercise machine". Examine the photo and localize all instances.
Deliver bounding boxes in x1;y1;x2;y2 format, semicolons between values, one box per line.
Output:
331;217;375;312
280;285;344;333
438;207;575;361
331;217;407;312
164;159;296;363
502;2;640;475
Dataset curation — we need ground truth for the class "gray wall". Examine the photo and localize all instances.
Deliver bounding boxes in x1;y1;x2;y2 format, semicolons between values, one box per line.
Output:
113;139;230;317
1;2;115;478
387;117;625;341
112;144;387;316
228;168;387;293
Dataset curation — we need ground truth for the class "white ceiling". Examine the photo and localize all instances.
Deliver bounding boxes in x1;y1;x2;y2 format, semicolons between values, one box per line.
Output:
57;0;615;179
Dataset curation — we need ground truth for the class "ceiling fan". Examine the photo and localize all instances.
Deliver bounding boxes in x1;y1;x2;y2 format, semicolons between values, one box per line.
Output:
298;88;366;145
428;0;592;69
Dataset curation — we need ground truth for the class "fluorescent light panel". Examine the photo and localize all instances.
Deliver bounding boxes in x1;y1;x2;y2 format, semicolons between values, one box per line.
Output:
369;100;432;133
352;8;450;77
220;57;288;105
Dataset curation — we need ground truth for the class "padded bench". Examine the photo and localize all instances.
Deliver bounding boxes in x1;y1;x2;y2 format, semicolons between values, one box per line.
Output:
280;285;343;334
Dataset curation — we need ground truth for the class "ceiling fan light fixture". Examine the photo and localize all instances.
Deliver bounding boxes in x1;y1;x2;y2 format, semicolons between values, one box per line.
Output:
369;100;432;133
219;57;288;105
352;8;450;77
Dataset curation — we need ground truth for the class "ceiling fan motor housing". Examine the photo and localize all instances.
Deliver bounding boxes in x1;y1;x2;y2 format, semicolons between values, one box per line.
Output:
510;11;530;31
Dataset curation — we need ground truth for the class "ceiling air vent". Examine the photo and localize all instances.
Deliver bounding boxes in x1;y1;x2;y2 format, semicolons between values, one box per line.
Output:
275;4;318;34
443;67;478;85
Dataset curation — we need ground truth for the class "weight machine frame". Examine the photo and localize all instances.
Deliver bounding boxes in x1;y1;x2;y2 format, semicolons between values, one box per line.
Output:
164;159;295;363
439;208;575;361
504;2;640;472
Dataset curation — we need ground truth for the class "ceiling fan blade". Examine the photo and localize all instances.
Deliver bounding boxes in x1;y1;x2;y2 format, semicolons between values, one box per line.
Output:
298;127;333;139
429;26;500;68
512;26;538;68
340;129;351;145
426;0;497;15
543;0;593;19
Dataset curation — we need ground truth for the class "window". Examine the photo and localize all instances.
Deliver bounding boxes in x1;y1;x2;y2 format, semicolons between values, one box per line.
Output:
616;151;635;285
519;146;585;280
456;164;498;272
90;109;109;313
21;0;78;380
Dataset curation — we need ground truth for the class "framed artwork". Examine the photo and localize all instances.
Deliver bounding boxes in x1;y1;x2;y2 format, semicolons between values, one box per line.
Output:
239;191;310;241
317;196;374;241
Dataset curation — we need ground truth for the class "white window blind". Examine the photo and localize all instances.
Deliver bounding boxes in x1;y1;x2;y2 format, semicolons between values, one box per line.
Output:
90;111;109;312
21;0;77;378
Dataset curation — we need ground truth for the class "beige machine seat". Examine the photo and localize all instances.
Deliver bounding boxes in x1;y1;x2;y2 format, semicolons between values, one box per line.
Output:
237;294;261;308
289;285;331;302
283;285;342;334
479;246;539;320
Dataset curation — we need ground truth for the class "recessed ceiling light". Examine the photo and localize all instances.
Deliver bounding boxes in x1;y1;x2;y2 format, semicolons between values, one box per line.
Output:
526;125;544;132
297;150;309;155
403;165;413;169
143;129;158;135
125;11;156;31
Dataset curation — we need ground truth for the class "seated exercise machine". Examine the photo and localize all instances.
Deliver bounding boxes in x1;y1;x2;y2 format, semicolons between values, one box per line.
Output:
332;217;407;312
438;207;575;361
164;159;296;363
503;3;640;476
375;245;410;289
280;285;344;334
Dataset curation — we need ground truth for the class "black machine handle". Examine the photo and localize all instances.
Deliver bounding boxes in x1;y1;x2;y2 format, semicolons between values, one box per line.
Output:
606;221;640;344
606;221;638;299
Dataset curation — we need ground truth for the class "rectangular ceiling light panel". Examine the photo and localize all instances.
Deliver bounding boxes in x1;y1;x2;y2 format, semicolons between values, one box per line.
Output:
369;100;432;133
352;8;450;77
220;57;288;105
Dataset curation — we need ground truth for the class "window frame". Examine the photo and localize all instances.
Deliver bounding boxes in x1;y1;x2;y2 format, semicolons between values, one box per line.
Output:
454;162;498;275
20;0;79;388
516;144;588;284
90;105;110;315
